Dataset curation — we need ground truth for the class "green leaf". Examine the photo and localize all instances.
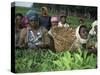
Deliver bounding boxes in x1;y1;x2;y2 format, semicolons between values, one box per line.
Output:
27;59;33;68
83;50;88;60
74;53;83;65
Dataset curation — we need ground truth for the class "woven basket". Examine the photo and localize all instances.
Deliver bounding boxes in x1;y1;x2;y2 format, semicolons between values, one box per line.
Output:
51;27;76;51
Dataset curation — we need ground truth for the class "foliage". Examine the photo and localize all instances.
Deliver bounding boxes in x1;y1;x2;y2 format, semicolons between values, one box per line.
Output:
15;6;97;73
15;48;97;73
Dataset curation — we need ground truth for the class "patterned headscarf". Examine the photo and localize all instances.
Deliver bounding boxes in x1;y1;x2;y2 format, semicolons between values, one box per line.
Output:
21;16;29;27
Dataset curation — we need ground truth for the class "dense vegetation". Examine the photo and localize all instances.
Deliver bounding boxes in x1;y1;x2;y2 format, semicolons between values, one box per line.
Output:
15;6;97;73
15;48;97;73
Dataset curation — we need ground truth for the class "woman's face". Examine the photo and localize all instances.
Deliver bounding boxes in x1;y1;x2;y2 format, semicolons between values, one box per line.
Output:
79;27;88;39
16;16;22;25
29;20;39;28
42;9;47;15
61;17;66;24
51;21;58;27
80;20;84;24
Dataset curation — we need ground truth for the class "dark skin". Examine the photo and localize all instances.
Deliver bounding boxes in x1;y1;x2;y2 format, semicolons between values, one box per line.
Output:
15;15;23;28
80;21;84;25
15;15;23;33
79;26;88;39
16;16;22;25
86;25;97;54
29;20;39;30
79;19;84;25
17;20;54;49
79;26;97;54
15;15;23;48
17;20;40;48
51;21;58;28
41;8;48;16
60;16;66;24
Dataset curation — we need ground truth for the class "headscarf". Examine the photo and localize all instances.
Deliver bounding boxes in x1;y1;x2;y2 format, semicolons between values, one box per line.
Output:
76;25;88;44
51;16;58;22
21;16;29;27
89;20;97;35
26;10;39;21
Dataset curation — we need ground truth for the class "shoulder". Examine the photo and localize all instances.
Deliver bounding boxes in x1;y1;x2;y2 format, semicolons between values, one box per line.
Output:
20;28;27;35
21;28;27;32
65;23;70;27
58;22;62;27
